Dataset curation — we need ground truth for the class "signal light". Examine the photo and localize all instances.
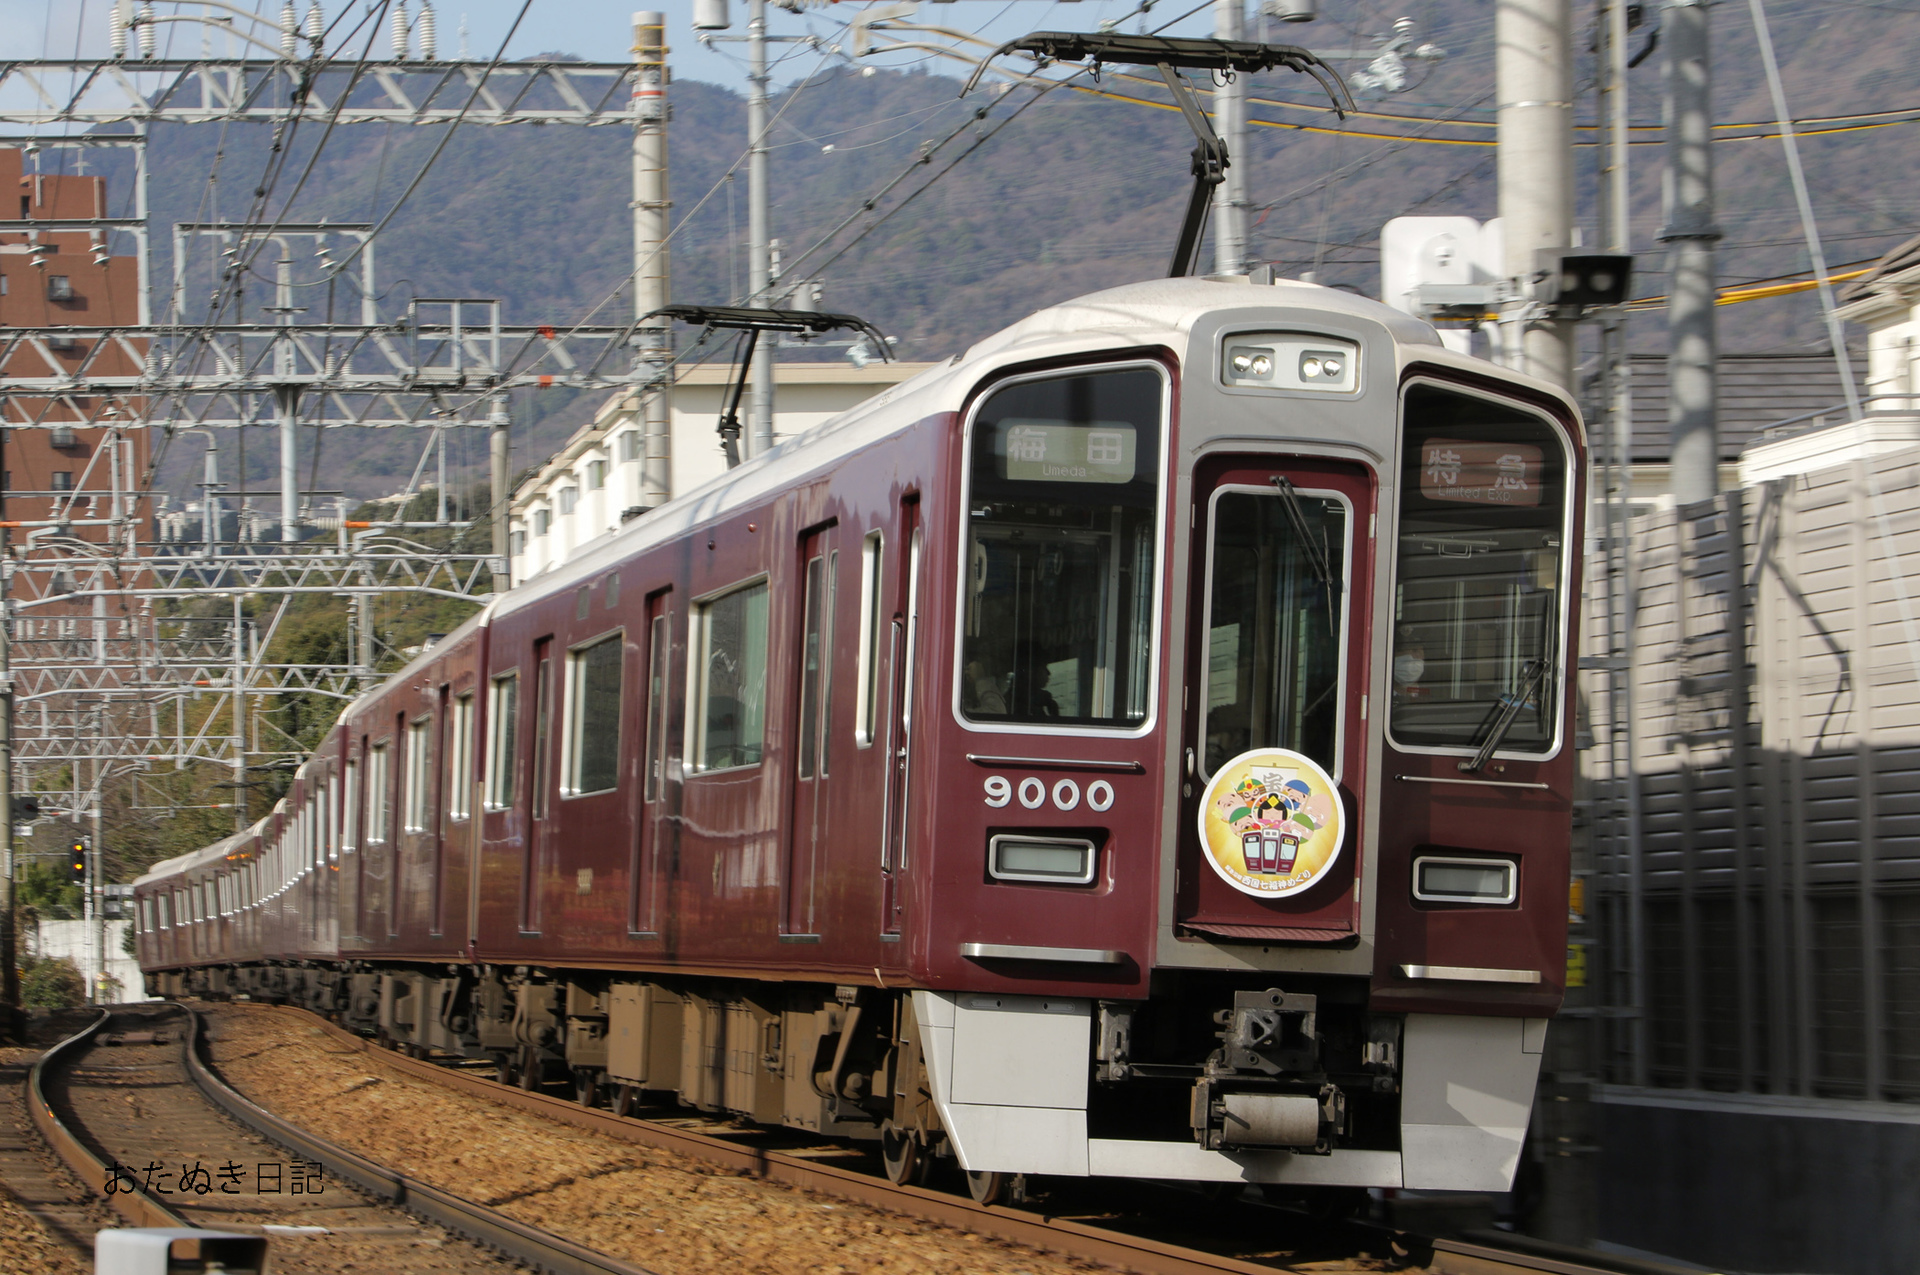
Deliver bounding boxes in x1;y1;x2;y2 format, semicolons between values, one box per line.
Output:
69;840;87;884
1533;249;1634;316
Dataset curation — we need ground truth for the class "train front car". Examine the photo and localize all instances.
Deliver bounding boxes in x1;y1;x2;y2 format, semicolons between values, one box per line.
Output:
902;276;1583;1199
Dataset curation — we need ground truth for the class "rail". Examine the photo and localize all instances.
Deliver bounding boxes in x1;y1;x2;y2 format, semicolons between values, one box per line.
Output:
175;1005;663;1275
24;1008;191;1230
260;1002;1679;1275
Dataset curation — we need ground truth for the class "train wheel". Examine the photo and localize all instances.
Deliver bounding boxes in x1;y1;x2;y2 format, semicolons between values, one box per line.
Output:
965;1169;1008;1206
880;1122;920;1186
518;1046;544;1092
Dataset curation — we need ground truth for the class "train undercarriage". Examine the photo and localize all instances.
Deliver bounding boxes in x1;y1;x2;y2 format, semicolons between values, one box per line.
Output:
148;960;1408;1202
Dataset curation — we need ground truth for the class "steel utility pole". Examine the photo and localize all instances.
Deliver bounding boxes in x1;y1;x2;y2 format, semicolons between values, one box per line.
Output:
1661;0;1719;504
746;0;775;457
1495;0;1575;390
1212;0;1250;276
634;10;673;508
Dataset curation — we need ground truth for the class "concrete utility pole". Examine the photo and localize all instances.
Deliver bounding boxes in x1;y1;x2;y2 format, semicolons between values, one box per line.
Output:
1495;0;1575;390
1660;0;1720;505
91;756;105;1005
489;390;511;590
746;0;774;456
0;424;14;1031
633;11;673;508
275;251;301;542
1211;0;1250;276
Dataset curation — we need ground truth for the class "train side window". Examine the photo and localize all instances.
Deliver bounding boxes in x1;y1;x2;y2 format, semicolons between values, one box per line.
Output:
797;554;828;781
565;632;623;796
854;532;883;748
533;643;554;818
367;742;391;843
644;612;669;803
487;673;520;810
449;693;474;820
327;771;340;862
690;579;770;772
343;757;361;852
405;717;434;832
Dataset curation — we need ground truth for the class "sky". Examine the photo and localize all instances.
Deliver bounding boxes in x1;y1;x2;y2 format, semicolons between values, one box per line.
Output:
0;0;1252;94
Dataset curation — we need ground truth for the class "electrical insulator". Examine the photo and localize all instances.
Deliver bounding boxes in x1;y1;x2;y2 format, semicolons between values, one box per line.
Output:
391;0;409;60
137;4;157;57
306;2;325;52
691;0;731;31
109;2;128;58
418;2;437;59
281;1;298;55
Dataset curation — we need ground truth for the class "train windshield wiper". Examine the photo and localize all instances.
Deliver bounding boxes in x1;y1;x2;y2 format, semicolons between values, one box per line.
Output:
1460;658;1548;773
1269;475;1337;607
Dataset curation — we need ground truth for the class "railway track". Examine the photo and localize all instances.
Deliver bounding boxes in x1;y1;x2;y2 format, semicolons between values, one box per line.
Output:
19;1003;661;1275
213;1001;1700;1275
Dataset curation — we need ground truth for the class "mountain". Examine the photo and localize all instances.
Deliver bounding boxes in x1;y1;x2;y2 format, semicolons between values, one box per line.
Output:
65;0;1920;502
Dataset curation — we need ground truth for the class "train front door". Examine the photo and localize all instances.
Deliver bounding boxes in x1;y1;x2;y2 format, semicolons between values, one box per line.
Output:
1175;455;1374;942
786;529;835;938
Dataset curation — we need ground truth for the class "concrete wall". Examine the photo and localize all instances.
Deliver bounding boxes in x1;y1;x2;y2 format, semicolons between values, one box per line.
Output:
31;917;150;1003
1599;1090;1920;1275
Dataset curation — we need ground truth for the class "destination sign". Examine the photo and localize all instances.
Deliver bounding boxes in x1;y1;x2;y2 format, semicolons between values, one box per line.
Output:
1420;438;1543;507
1001;421;1137;484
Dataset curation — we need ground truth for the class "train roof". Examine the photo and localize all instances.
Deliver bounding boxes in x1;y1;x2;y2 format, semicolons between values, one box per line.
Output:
493;275;1575;619
305;274;1582;737
134;824;259;886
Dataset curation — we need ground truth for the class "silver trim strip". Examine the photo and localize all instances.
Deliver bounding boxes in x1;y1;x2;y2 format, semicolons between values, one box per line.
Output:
961;942;1126;965
1399;963;1542;984
966;754;1144;772
1394;774;1552;791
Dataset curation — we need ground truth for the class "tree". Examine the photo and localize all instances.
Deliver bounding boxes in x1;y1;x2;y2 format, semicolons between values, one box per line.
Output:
20;957;86;1009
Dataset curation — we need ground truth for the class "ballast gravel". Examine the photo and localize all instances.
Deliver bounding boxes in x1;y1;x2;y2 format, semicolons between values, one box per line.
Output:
203;1007;1100;1275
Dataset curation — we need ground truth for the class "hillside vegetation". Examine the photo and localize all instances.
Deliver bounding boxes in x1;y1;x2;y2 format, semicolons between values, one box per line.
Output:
75;0;1917;501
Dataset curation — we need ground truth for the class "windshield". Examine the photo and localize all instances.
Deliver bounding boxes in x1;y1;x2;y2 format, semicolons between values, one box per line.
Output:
1391;384;1567;753
960;366;1163;729
1203;486;1348;777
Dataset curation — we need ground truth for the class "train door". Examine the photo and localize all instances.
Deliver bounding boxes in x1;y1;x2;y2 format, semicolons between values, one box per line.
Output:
630;590;673;937
786;528;835;937
523;637;555;933
1175;455;1374;941
879;500;921;939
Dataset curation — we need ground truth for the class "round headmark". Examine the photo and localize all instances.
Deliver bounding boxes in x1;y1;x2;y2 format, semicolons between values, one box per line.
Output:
1196;747;1344;898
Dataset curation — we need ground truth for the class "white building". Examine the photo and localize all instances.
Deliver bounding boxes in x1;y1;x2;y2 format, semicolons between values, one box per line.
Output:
509;361;931;581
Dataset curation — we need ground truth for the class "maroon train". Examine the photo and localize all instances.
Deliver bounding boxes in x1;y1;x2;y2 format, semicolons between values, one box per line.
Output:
137;276;1584;1202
